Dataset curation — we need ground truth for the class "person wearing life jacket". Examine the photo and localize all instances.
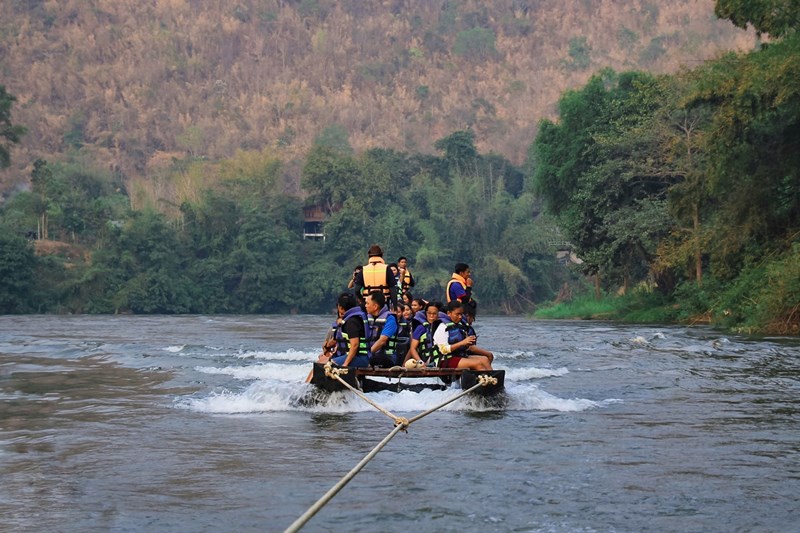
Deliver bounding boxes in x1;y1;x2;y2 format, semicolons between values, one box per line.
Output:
406;300;444;366
306;292;371;381
394;303;412;363
321;307;343;358
354;244;396;307
364;290;399;368
432;300;492;370
460;299;493;363
409;298;428;330
347;264;362;290
446;262;473;303
397;256;415;300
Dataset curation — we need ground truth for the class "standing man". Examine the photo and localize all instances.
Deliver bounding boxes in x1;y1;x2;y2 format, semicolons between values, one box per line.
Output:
446;262;473;303
354;244;396;307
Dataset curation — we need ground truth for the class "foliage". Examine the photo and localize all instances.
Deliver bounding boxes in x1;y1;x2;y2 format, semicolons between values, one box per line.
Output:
565;36;592;71
534;292;616;320
0;227;37;313
0;1;754;197
0;85;26;168
453;28;498;62
532;69;675;290
714;0;800;37
529;6;800;333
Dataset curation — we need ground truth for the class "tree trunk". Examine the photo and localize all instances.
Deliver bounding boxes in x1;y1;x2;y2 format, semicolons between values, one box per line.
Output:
693;202;702;285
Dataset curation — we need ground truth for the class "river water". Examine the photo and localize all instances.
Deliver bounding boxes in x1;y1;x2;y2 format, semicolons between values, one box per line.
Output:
1;314;799;532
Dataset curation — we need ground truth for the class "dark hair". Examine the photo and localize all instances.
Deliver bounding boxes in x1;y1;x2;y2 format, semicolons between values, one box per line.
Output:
413;297;428;309
446;300;464;313
463;300;477;317
367;290;386;308
397;256;407;262
338;291;358;311
454;262;470;274
354;265;363;272
426;301;444;312
367;244;383;257
388;262;398;270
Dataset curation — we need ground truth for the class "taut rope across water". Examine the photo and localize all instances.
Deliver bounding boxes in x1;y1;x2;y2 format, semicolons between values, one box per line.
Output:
283;361;498;532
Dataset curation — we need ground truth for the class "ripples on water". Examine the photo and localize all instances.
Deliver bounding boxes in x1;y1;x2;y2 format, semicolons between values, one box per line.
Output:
1;315;799;532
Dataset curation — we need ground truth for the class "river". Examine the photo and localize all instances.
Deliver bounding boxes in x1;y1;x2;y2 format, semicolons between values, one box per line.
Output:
1;314;799;532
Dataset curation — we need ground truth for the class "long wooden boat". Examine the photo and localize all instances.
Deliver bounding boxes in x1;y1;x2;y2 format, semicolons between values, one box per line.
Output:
309;362;505;396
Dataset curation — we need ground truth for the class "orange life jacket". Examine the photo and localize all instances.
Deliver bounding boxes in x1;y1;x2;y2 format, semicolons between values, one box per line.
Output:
362;257;391;297
445;273;468;303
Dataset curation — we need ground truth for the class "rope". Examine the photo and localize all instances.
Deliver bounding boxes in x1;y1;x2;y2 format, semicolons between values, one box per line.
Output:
283;423;406;533
284;367;499;532
407;374;497;425
324;362;409;428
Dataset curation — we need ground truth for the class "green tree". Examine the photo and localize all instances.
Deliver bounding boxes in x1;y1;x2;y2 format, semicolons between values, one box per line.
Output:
434;129;478;177
301;146;361;215
565;36;592;71
88;210;193;313
453;28;497;61
532;70;674;292
313;123;353;155
0;85;26;168
685;33;800;276
0;228;37;313
715;0;800;37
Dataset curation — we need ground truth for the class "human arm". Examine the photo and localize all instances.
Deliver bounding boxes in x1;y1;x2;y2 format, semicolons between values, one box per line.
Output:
339;316;364;367
433;323;475;355
467;345;493;359
353;271;364;294
407;337;422;362
342;337;359;367
370;315;397;353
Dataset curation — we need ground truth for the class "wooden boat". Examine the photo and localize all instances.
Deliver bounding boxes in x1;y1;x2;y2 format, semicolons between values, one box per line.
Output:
309;362;505;395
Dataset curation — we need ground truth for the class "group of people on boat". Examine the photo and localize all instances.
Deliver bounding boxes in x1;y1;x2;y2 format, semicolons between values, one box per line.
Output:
307;244;494;381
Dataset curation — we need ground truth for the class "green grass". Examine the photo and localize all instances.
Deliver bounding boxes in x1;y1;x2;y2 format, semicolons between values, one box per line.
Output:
534;289;679;323
534;294;616;320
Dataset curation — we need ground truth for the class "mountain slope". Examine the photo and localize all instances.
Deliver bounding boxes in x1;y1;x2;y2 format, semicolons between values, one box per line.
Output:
0;0;752;194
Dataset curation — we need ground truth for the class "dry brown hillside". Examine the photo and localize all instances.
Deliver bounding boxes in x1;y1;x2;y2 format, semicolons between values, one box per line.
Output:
0;0;752;195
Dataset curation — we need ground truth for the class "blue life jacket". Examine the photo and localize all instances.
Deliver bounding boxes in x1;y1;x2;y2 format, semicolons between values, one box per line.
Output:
334;306;370;358
368;306;397;367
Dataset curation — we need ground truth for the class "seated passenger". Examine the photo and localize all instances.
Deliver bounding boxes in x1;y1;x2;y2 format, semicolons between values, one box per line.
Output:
317;292;370;368
406;300;444;366
394;303;412;362
461;300;493;363
364;290;399;368
432;300;492;371
410;298;428;329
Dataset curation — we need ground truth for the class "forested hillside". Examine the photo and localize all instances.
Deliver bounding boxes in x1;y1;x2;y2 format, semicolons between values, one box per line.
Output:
1;0;752;196
2;0;795;334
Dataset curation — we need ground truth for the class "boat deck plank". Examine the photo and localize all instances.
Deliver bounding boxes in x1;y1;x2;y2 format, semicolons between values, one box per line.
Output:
354;367;464;379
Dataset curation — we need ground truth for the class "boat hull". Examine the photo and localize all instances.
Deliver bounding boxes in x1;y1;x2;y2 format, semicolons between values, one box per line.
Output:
309;362;505;396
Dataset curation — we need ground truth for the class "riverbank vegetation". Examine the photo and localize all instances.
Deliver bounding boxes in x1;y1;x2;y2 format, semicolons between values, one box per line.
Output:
0;129;569;315
531;2;800;334
0;1;798;334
